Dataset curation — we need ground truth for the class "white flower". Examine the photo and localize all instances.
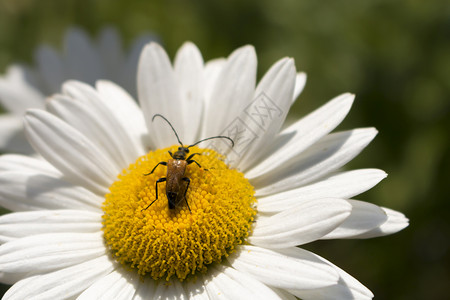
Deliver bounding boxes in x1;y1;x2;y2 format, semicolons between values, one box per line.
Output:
0;27;156;154
0;42;408;299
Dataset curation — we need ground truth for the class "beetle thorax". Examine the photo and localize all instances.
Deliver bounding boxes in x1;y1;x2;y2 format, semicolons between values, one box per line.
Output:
172;147;189;160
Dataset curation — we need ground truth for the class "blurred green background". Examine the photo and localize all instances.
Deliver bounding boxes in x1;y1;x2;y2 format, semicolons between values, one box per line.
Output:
0;0;448;299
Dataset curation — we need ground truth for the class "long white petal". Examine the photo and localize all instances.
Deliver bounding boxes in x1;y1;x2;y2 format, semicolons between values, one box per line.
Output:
219;265;286;300
153;279;187;300
203;273;227;300
0;115;34;154
202;45;257;138
203;58;226;107
49;83;141;169
0;171;103;213
0;210;102;242
77;269;139;300
96;80;148;152
257;169;387;212
62;80;144;158
184;276;209;300
292;72;307;104
278;247;374;299
120;34;156;98
174;42;204;144
2;255;114;299
254;128;378;195
0;154;58;174
227;245;339;290
63;28;104;85
226;57;296;169
138;42;184;148
0;232;104;276
205;265;283;300
247;93;354;179
321;200;388;239
352;207;409;238
132;278;157;300
97;27;124;84
0;65;45;114
271;288;298;300
24;109;117;195
35;45;65;93
249;198;351;248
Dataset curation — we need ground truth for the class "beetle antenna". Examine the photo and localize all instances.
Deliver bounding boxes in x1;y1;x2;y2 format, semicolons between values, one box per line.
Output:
188;136;234;148
152;114;183;146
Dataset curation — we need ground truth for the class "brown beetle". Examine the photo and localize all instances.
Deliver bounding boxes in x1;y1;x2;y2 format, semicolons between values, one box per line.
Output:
142;114;234;212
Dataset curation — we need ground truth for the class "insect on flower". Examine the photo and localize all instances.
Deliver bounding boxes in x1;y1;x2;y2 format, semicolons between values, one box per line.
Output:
142;114;234;212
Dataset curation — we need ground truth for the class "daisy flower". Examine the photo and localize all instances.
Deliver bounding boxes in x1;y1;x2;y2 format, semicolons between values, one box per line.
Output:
0;42;408;299
0;27;156;154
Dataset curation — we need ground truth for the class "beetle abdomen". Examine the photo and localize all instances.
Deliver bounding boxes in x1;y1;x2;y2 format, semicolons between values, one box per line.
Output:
167;192;178;209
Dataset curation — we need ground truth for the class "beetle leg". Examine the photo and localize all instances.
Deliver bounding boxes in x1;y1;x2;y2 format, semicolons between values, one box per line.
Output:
182;177;191;213
186;153;201;161
187;159;208;171
141;177;166;211
168;151;173;158
144;161;167;176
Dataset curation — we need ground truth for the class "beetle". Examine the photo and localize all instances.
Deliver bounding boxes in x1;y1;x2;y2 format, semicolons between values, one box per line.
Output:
142;114;234;212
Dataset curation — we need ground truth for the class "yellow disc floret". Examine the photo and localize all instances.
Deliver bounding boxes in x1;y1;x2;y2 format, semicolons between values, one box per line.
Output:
102;146;256;281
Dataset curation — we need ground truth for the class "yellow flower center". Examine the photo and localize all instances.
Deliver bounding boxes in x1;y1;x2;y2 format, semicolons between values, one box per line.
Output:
102;146;257;281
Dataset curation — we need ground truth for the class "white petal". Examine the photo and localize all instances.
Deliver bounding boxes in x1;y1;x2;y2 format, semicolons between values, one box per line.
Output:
247;93;355;179
24;109;117;195
292;72;307;104
153;279;187;300
0;271;24;286
35;45;65;93
254;128;378;195
0;210;102;242
0;154;58;174
63;27;104;85
249;198;351;248
121;33;157;98
204;275;227;300
257;169;387;212
321;200;388;239
2;255;114;299
50;82;142;168
97;27;124;84
0;65;44;115
203;58;226;107
353;207;409;238
239;57;296;168
278;247;373;299
174;42;204;144
220;57;296;169
270;288;298;300
0;115;34;154
0;171;103;212
132;278;157;300
228;245;339;291
96;80;148;152
63;80;144;155
77;269;140;300
208;265;285;300
202;45;257;138
0;232;104;277
138;42;184;148
184;276;209;300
